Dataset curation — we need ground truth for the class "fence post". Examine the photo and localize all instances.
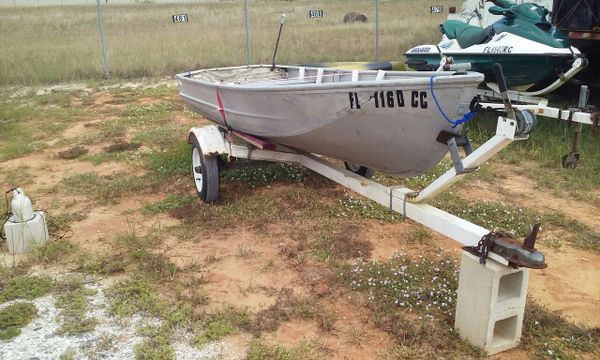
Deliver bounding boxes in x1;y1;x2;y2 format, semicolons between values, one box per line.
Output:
244;0;251;65
96;0;110;79
375;0;380;60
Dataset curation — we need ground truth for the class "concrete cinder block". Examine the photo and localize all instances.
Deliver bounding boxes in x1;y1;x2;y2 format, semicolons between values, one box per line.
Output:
4;211;49;254
455;251;529;355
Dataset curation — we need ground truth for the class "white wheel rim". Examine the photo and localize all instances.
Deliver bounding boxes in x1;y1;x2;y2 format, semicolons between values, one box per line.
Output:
192;147;203;192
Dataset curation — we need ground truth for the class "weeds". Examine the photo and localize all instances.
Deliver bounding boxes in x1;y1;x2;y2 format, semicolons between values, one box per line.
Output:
106;277;164;318
55;275;98;336
467;114;600;205
0;276;54;303
0;165;34;187
134;326;175;360
342;253;459;322
405;227;434;246
222;163;310;188
194;306;251;346
62;172;154;201
0;302;37;340
250;290;319;334
113;230;178;282
334;193;401;222
522;299;599;359
340;252;483;357
145;141;190;180
195;320;239;346
373;161;453;190
309;223;373;262
142;194;196;215
177;186;331;230
32;239;77;265
75;253;127;276
433;193;600;251
247;339;327;360
81;150;140;165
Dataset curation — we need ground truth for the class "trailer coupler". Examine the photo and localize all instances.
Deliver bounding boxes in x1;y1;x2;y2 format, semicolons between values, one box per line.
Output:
464;224;547;269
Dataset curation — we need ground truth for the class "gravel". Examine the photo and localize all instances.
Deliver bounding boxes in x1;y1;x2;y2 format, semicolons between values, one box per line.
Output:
0;282;245;359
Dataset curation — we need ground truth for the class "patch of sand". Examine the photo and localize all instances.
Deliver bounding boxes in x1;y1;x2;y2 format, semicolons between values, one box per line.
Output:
529;245;600;328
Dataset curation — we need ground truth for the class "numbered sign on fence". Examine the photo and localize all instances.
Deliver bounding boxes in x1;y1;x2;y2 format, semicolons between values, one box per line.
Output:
308;10;324;18
430;6;443;13
172;14;189;23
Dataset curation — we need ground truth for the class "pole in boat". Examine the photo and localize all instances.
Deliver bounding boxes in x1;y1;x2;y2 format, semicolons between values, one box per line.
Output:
243;0;251;66
271;13;286;71
492;63;515;120
375;0;380;60
96;0;110;79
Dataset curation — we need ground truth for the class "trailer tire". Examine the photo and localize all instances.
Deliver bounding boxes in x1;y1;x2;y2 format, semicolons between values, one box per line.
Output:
190;134;220;203
344;161;375;179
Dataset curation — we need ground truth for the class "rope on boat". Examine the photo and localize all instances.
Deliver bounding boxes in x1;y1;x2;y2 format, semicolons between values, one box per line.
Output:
429;75;475;129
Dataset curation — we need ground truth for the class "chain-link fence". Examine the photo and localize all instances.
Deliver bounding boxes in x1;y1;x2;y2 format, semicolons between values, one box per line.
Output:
0;0;457;84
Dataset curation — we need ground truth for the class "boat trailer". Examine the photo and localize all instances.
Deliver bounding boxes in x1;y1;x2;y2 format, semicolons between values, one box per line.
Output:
186;70;595;355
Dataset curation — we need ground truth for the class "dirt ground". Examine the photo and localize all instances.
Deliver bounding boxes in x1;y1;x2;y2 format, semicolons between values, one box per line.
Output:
0;83;598;359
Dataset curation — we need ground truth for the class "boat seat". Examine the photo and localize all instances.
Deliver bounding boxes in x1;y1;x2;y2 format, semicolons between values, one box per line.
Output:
439;20;493;48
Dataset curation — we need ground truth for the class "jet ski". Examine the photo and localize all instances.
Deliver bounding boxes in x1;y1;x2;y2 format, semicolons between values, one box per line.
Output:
404;0;584;91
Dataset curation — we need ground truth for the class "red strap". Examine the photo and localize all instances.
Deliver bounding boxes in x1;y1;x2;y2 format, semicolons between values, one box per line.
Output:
216;88;229;128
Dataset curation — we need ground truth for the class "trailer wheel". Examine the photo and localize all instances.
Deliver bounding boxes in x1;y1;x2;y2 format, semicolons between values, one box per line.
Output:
344;161;375;179
190;134;220;203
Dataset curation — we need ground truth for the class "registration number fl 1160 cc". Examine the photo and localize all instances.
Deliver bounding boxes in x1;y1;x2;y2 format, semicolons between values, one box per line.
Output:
349;90;428;110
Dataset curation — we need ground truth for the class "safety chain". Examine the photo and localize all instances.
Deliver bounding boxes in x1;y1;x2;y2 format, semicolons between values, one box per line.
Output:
465;231;500;265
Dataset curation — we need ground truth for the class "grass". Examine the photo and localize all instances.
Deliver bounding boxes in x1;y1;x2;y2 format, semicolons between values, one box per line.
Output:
194;305;251;346
134;326;175;360
0;1;456;84
432;193;600;252
0;165;34;187
249;289;332;335
222;163;311;188
54;275;98;335
172;185;334;230
0;276;54;303
80;150;140;165
142;194;196;214
32;239;78;264
0;302;37;340
195;319;239;346
467;114;600;206
0;90;82;161
340;252;484;357
144;141;190;180
342;253;459;322
334;192;401;222
107;276;164;318
247;339;329;360
113;228;179;282
61;172;156;201
522;299;600;359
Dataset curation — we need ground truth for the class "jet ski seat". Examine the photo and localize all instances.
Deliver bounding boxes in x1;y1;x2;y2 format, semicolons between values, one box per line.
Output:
439;20;494;48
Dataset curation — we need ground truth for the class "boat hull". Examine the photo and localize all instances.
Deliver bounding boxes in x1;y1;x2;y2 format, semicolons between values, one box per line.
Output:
177;66;483;177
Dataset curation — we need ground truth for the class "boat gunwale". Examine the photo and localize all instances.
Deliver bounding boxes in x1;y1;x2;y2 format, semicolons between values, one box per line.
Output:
176;64;485;92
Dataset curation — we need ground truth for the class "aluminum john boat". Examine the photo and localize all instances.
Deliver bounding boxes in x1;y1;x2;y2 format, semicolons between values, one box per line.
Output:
176;65;484;177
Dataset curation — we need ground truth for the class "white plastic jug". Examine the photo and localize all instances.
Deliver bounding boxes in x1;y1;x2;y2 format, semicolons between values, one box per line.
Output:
11;188;34;222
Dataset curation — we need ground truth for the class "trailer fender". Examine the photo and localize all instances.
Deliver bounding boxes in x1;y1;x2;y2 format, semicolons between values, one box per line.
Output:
188;126;228;156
